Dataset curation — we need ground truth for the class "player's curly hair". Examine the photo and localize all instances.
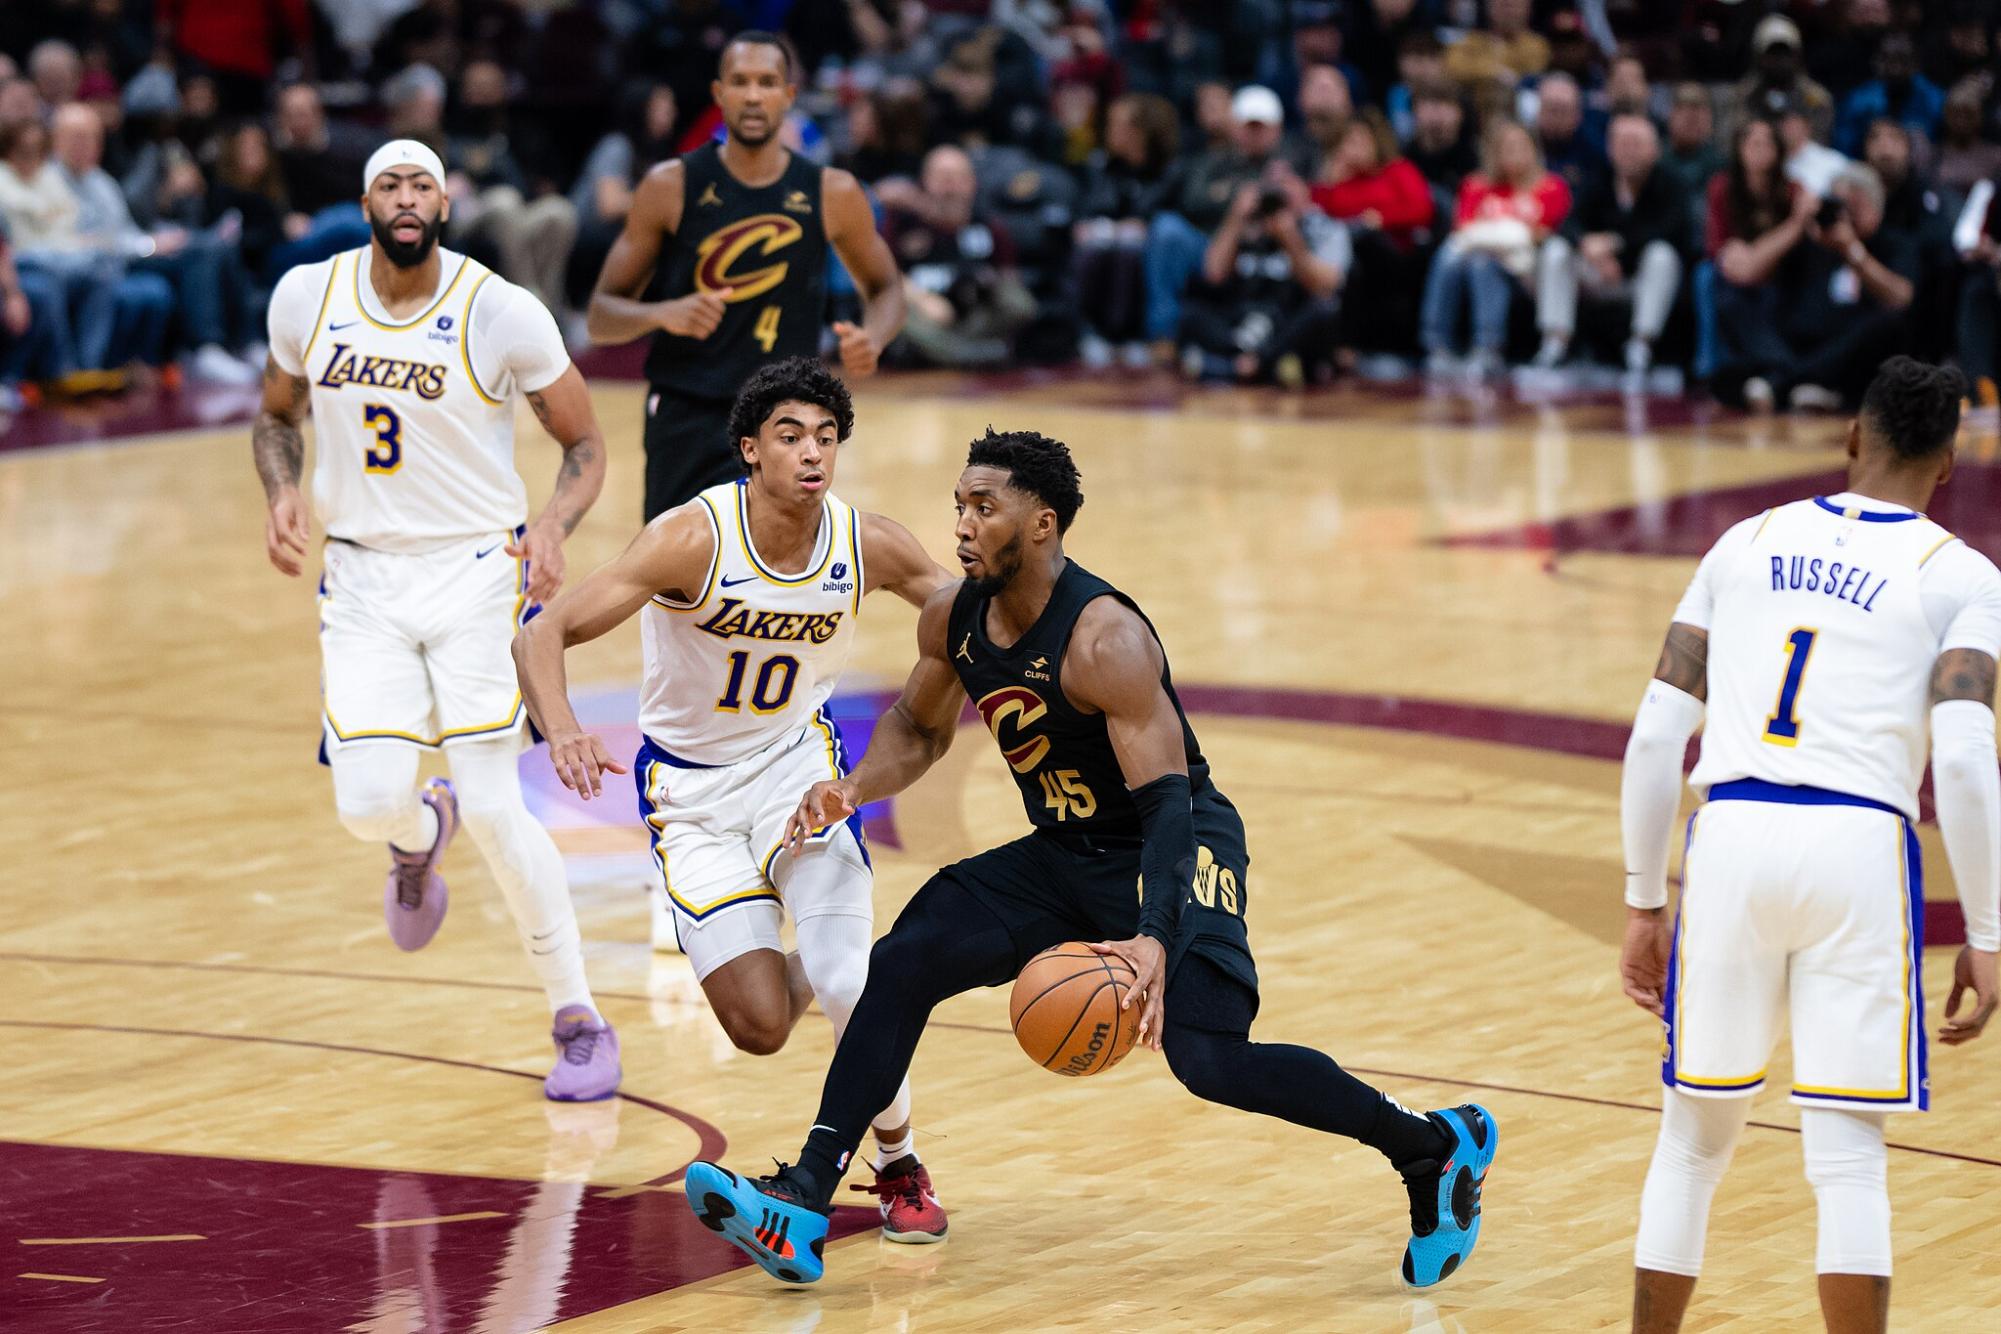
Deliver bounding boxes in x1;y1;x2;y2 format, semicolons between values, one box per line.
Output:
1863;355;1964;460
727;357;855;474
966;428;1084;532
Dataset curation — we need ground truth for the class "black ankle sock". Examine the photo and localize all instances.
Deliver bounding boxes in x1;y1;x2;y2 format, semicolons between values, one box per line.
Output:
1364;1097;1450;1169
794;1127;853;1210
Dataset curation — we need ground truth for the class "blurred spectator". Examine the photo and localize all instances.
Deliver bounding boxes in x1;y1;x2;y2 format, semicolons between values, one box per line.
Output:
1179;159;1348;387
1954;174;2001;397
0;77;46;132
1865;117;1953;358
1725;15;1834;147
1420;118;1571;378
839;83;927;185
0;229;68;411
1312;109;1435;354
28;41;82;110
1532;73;1604;202
51;102;260;384
1780;103;1849;199
1384;31;1447;143
0;117;171;386
267;83;373;279
1535;113;1686;374
1345;0;1429;109
1445;0;1549;97
1191;81;1234;157
882;145;1034;368
927;25;1053;156
1298;63;1354;176
1599;55;1655;122
1404;81;1477;198
567;82;679;309
1143;84;1288;348
444;58;578;312
1661;84;1725;249
1937;79;2001;196
1073;92;1179;367
1808;0;1894;101
1707;117;1809;405
1833;32;1942;157
157;0;312;117
1927;3;1994;93
208;123;288;281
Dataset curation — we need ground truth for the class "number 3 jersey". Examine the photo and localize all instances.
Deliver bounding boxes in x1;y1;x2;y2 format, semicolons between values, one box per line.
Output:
267;246;571;553
638;479;864;766
1681;491;2001;818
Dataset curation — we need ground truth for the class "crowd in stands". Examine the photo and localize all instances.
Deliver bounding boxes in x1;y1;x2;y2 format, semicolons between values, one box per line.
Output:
9;1;2001;418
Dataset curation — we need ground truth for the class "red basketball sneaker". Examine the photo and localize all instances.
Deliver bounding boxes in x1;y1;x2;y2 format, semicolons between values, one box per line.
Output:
852;1154;948;1244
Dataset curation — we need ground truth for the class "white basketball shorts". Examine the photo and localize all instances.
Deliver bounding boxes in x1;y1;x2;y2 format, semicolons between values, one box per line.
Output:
1663;780;1928;1113
634;709;873;980
318;532;531;755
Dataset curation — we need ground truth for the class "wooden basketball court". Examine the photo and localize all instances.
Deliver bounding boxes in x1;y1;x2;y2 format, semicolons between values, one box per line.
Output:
4;374;1997;1332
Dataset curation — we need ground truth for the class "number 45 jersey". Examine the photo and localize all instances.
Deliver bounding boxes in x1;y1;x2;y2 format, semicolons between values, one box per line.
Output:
1683;491;2001;817
639;479;864;767
268;246;571;554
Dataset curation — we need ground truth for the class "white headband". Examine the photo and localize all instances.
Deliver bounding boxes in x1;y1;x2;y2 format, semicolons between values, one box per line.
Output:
363;139;448;193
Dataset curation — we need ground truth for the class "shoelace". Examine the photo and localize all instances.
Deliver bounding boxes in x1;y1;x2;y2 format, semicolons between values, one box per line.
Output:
850;1170;924;1211
558;1025;600;1064
392;857;429;910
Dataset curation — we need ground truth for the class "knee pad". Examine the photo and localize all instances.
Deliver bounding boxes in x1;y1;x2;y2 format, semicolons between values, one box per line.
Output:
335;793;410;845
1802;1109;1887;1193
798;926;869;1018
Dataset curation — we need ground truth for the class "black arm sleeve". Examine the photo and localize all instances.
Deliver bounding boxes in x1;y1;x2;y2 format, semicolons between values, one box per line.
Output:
1133;772;1195;946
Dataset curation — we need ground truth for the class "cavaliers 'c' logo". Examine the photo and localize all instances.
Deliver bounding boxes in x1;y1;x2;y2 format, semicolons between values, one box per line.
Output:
975;686;1050;774
694;213;804;303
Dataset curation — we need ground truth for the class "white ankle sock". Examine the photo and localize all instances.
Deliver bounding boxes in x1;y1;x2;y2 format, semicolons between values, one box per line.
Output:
873;1129;914;1169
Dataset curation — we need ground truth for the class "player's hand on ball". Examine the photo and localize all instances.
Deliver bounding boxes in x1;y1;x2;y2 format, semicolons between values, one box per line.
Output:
1619;906;1671;1018
784;778;859;853
1939;945;1998;1045
264;486;311;576
661;288;731;339
832;320;879;377
547;731;628;799
507;520;566;602
1088;935;1166;1051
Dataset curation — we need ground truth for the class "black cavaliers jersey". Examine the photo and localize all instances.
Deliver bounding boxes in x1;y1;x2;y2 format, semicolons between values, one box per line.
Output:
948;561;1209;837
644;142;829;399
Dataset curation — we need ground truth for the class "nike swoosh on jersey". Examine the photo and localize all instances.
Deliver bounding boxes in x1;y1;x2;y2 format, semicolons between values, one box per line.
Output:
328;320;360;331
475;544;503;559
719;574;761;587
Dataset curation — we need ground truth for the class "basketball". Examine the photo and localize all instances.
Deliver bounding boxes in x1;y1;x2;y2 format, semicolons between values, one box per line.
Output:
1009;944;1142;1077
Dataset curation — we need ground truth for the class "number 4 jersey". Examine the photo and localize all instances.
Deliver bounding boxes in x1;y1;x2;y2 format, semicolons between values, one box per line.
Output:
268;246;571;553
1683;491;2001;817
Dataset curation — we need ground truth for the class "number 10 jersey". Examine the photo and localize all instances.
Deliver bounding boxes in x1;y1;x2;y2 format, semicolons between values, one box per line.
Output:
638;479;864;766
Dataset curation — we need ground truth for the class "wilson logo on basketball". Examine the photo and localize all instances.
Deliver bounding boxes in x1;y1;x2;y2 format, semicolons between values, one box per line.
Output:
694;213;805;303
975;686;1050;773
1062;1021;1112;1076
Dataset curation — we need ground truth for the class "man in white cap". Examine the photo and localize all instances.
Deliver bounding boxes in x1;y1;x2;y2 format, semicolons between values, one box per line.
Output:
248;139;624;1102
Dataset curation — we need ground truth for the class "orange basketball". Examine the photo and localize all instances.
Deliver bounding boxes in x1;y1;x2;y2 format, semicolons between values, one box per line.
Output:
1009;944;1142;1077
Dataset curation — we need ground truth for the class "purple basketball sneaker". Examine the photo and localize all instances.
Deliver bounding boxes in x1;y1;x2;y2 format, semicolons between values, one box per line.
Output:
545;1006;621;1102
383;778;458;951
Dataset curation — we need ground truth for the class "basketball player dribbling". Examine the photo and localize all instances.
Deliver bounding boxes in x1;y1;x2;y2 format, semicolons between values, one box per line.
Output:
252;140;622;1101
1618;357;2001;1333
676;429;1500;1288
511;357;958;1240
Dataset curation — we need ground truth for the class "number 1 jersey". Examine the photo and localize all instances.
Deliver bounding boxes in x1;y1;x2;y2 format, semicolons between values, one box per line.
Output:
268;246;571;554
1681;491;2001;819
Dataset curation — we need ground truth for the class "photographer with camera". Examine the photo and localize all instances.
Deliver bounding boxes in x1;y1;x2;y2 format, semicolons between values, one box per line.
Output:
1716;160;1915;412
1176;158;1348;387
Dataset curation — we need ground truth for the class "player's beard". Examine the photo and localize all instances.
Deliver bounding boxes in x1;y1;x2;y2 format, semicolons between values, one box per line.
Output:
370;210;444;268
730;112;776;147
967;533;1025;597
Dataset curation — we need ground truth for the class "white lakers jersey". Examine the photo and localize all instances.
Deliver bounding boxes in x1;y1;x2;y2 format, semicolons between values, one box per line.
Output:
1683;491;2001;817
639;480;864;766
267;246;571;553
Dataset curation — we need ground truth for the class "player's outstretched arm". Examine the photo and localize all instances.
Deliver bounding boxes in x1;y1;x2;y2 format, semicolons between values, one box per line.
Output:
1618;621;1709;1017
823;167;905;378
511;507;715;799
1930;645;2001;1044
507;366;608;602
585;162;732;345
859;511;955;609
252;356;313;577
783;582;965;850
1065;598;1190;1050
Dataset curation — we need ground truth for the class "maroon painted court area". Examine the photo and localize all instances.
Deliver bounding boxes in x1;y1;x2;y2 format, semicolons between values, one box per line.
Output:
4;1140;875;1332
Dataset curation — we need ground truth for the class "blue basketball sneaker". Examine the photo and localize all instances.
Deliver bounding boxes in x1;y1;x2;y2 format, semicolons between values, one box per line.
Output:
684;1161;831;1285
1398;1103;1497;1288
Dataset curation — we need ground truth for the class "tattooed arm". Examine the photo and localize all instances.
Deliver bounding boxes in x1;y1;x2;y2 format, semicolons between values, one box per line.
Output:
506;364;608;601
254;356;313;576
1930;642;2001;1041
1619;620;1711;1013
1650;622;1710;700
